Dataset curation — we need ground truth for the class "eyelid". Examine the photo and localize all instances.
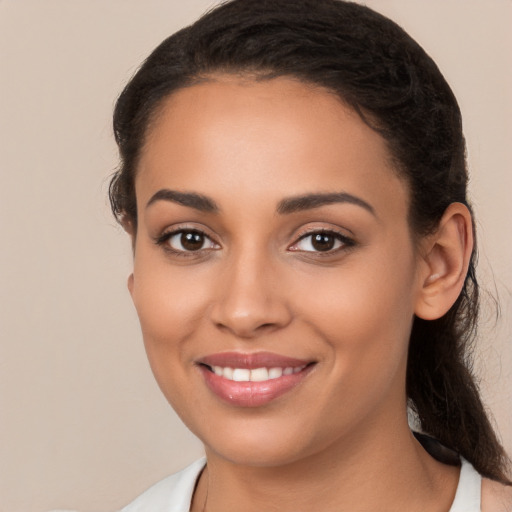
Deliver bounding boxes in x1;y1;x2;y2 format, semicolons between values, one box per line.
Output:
154;222;216;241
288;227;355;253
152;223;354;256
154;224;221;253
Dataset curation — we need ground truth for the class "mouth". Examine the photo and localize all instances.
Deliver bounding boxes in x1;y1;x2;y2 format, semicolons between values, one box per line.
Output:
203;364;308;382
196;352;316;407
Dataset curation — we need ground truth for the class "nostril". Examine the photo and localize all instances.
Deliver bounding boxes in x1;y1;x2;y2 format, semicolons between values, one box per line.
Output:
257;322;278;331
209;290;293;338
213;319;281;339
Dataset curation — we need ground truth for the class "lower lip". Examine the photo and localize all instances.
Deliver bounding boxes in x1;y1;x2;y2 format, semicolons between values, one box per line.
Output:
199;365;314;407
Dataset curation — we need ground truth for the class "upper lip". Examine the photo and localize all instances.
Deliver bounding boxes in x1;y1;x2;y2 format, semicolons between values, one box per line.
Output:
198;351;314;369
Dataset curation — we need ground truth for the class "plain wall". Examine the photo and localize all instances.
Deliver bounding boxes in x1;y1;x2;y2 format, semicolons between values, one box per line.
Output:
0;1;510;511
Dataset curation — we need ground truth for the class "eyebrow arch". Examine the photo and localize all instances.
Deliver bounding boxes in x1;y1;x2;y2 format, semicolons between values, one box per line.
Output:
277;192;375;216
146;189;220;213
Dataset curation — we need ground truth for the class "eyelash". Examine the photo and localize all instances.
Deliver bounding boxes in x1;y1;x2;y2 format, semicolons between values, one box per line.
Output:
155;228;220;257
154;227;355;257
289;229;355;256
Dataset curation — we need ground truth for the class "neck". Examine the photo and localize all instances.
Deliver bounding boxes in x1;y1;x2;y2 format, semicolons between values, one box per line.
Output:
193;414;459;512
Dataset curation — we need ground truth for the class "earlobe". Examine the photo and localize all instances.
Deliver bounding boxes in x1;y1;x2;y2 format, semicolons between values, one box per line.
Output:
414;203;474;321
127;273;135;298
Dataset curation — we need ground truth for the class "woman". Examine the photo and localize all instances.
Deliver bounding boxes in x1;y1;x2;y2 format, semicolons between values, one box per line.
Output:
109;0;512;510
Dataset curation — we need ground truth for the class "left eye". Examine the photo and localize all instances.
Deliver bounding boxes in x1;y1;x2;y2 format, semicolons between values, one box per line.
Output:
164;230;218;252
290;232;348;252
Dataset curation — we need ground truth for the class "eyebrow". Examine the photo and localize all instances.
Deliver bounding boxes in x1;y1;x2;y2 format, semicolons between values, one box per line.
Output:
146;189;220;213
145;189;375;216
277;192;375;216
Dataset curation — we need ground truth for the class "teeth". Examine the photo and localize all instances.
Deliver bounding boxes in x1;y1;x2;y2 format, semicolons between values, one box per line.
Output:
250;367;269;382
232;369;250;382
209;365;306;382
268;367;283;379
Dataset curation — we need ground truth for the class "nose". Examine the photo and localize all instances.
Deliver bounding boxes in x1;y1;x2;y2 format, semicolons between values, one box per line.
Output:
210;252;292;339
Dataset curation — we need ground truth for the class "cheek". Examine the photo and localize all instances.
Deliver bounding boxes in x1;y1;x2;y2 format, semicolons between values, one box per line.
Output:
300;246;415;326
129;264;207;417
129;251;212;385
298;244;418;381
131;250;208;333
286;255;417;441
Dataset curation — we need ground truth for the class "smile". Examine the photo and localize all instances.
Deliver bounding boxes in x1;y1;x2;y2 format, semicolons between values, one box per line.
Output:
197;352;315;407
209;365;307;382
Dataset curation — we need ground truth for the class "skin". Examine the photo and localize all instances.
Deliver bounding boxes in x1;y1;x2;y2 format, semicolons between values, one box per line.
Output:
127;76;483;511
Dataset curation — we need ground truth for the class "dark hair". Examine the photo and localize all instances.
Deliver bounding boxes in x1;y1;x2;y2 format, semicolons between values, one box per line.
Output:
110;0;511;483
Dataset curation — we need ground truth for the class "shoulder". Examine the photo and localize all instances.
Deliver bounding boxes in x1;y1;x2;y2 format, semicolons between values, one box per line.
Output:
481;478;512;512
120;458;206;512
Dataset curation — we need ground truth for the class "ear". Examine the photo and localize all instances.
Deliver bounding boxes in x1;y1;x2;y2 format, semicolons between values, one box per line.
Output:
120;215;137;253
414;203;474;321
127;273;135;298
120;214;135;236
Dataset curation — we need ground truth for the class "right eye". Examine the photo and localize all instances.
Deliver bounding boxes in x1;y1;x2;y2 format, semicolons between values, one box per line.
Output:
158;229;219;253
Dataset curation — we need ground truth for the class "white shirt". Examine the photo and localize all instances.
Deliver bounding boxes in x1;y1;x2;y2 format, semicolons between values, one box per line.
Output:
118;457;482;512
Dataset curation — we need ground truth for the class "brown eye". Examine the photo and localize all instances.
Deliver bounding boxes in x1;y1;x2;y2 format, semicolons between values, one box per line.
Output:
311;233;336;251
181;231;205;251
289;230;353;254
163;229;219;252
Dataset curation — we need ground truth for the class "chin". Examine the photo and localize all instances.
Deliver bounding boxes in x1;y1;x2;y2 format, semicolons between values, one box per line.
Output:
206;438;312;468
192;413;328;468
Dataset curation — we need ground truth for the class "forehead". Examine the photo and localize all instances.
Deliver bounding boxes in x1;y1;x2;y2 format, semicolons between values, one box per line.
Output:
137;76;408;219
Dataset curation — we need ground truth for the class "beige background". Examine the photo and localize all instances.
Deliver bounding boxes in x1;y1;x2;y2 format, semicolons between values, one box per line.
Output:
0;1;510;511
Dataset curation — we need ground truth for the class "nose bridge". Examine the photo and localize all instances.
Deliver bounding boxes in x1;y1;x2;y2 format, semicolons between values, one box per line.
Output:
211;242;291;337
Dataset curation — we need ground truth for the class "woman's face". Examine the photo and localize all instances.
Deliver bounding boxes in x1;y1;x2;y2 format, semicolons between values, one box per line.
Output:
130;76;425;466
